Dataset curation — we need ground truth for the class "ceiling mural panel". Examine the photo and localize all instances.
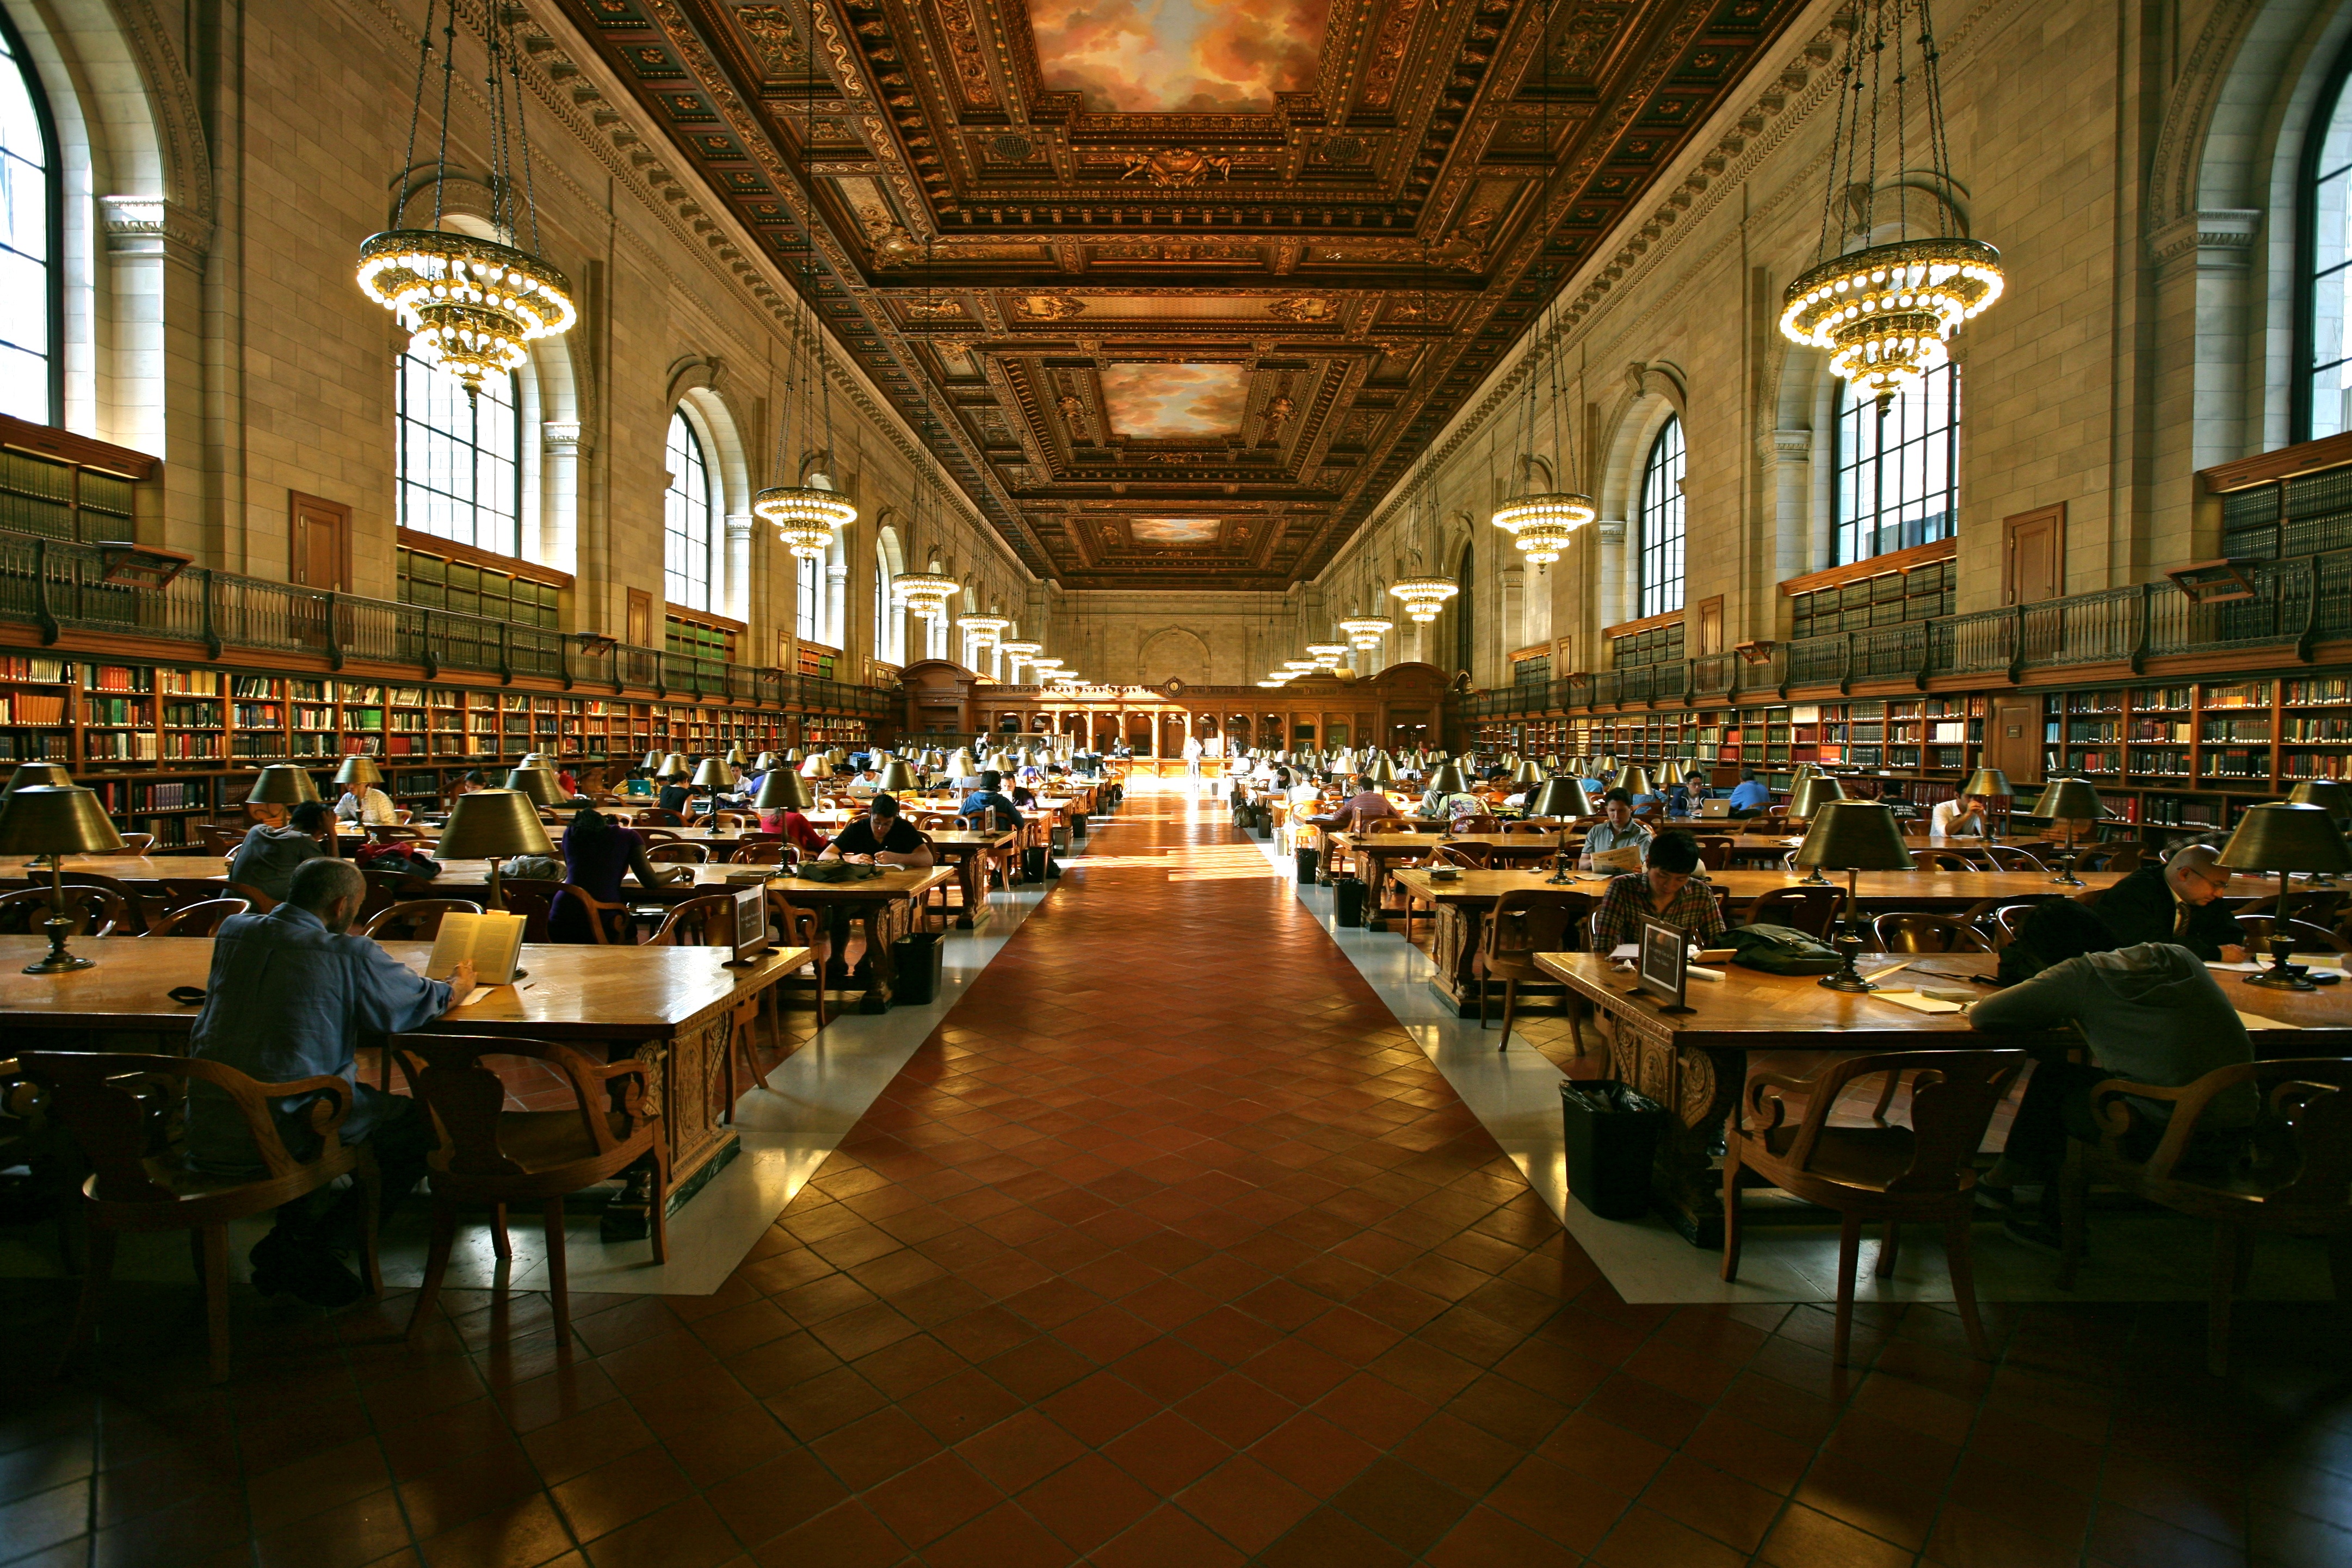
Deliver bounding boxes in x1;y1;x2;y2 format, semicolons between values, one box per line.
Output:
552;0;1808;588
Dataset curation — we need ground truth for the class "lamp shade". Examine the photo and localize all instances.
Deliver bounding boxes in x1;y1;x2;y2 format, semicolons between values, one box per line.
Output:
1511;760;1546;786
437;790;554;860
334;755;385;789
781;748;804;764
2028;777;2106;823
1425;761;1470;795
1655;760;1686;787
877;758;921;793
1960;767;2015;800
981;750;1013;773
1793;801;1916;871
1613;766;1653;797
1363;754;1397;784
2217;802;2352;875
753;751;779;771
753;770;815;812
2;762;73;799
248;763;321;805
641;751;664;772
725;744;748;767
691;758;733;789
659;752;689;779
1788;775;1848;820
799;753;828;778
1529;778;1594;819
0;785;125;856
2288;779;2352;821
503;767;561;805
945;750;977;778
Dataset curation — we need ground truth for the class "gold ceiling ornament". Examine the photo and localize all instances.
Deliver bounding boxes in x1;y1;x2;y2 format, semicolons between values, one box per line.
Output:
1777;0;2004;405
357;1;575;398
891;558;960;621
1338;608;1394;650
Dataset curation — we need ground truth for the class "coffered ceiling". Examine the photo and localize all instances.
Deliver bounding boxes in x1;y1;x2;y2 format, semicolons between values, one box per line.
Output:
553;0;1807;588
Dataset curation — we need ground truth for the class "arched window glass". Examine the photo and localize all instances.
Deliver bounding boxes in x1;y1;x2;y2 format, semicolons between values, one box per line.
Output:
0;16;54;424
1454;542;1475;673
2305;56;2352;440
397;354;521;554
664;411;715;612
873;539;903;663
1834;363;1958;563
1638;416;1687;616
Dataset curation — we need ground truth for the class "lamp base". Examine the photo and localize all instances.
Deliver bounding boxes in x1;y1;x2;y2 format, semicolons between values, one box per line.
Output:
2244;964;2316;991
1817;928;1878;992
25;916;91;974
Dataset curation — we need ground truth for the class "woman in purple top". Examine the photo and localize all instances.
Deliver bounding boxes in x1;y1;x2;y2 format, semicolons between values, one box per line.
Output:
549;808;676;942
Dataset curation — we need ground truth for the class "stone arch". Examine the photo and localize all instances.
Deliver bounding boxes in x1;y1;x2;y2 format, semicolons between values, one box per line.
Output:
1139;626;1211;687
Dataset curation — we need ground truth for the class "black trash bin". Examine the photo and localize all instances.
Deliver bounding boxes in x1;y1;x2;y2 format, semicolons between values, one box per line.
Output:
1333;876;1367;927
890;932;945;1005
1295;845;1319;883
1023;844;1050;882
1560;1081;1668;1220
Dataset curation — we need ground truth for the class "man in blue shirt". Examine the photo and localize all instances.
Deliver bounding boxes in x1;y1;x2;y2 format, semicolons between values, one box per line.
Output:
958;769;1026;832
1728;770;1773;817
189;857;471;1306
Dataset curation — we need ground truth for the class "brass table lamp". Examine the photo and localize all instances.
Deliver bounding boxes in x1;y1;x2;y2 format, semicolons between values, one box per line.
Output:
248;762;322;806
1511;759;1546;788
1787;775;1849;883
0;785;125;972
640;750;664;773
1530;777;1595;882
877;757;920;794
691;757;733;791
1613;766;1653;798
504;767;562;807
1424;761;1470;797
2027;777;2103;886
437;789;554;913
726;744;748;767
334;755;385;792
1793;801;1916;991
1363;754;1397;785
1959;767;2015;841
753;751;779;772
2217;802;2352;990
659;751;689;780
754;770;814;813
6;762;77;868
799;752;829;779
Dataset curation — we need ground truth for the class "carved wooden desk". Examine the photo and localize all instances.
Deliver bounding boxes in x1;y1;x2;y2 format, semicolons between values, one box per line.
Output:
761;866;955;1012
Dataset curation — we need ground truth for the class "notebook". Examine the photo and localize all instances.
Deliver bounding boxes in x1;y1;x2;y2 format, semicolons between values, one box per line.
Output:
424;911;527;985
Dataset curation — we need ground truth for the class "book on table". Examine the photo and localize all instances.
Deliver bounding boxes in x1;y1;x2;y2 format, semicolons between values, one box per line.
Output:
424;911;526;985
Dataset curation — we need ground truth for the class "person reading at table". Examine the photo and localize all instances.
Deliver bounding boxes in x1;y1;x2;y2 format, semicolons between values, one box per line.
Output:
1314;775;1400;834
548;807;684;942
2094;842;2248;962
817;794;935;984
1930;791;1992;838
230;799;336;905
1581;789;1654;871
1728;770;1772;817
657;775;693;817
187;857;474;1307
335;778;398;827
1590;830;1725;950
1968;941;2256;1248
958;769;1025;832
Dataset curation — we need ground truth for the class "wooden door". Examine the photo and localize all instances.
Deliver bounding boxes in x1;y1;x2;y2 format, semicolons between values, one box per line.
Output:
1696;595;1724;657
2003;504;2065;606
288;492;349;592
627;588;653;647
1986;697;2040;786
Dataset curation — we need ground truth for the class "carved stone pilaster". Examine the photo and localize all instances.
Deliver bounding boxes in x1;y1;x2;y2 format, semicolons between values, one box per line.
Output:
543;421;588;456
2145;208;2260;275
99;196;210;270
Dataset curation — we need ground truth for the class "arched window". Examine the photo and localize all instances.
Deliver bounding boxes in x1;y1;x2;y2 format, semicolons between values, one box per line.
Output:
1834;364;1958;563
397;354;521;554
1453;541;1475;674
0;15;55;425
664;411;716;612
2302;51;2352;441
873;538;903;663
1637;416;1686;617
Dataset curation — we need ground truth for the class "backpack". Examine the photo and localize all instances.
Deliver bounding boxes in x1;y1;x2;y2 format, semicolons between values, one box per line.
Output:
1723;922;1844;975
792;859;881;883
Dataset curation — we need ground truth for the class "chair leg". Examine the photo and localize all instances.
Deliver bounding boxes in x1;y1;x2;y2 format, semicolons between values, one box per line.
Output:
489;1202;511;1261
544;1200;571;1344
1476;976;1490;1029
2207;1221;2238;1377
199;1224;231;1384
2057;1139;2088;1292
406;1201;458;1339
1497;980;1520;1051
1875;1221;1901;1279
1944;1213;1990;1360
1833;1211;1863;1367
355;1150;385;1298
649;1149;670;1267
58;1226;114;1376
1869;1070;1902;1125
1719;1144;1744;1282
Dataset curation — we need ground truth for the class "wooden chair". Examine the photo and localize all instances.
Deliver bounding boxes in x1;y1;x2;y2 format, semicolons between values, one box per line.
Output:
118;832;156;855
357;867;437;924
1871;912;1995;954
647;842;710;864
1741;885;1841;939
1691;836;1734;871
195;823;238;855
60;872;154;935
1472;889;1597;1052
1430;844;1491;870
155;876;233;913
223;880;279;913
0;884;126;939
633;811;684;829
2236;915;2352;954
357;899;486;941
497;887;555;944
2059;1059;2352;1373
16;1050;382;1382
1980;845;2049;873
1990;897;2071;947
551;884;636;945
393;1035;664;1342
726;841;788;866
648;893;737;947
144;899;249;938
1502;819;1557;835
1914;849;1981;872
1450;814;1503;836
1725;1049;2028;1365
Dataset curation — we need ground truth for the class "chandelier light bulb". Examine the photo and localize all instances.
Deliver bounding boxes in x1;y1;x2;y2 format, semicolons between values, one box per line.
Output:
755;475;859;561
1305;643;1349;669
1390;575;1459;624
1491;493;1596;565
891;559;960;621
356;231;577;396
1779;238;2004;403
956;607;1012;649
1338;612;1393;650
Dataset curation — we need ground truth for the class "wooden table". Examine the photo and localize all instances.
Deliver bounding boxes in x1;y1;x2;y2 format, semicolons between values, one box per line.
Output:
761;866;955;1013
0;934;807;1238
1531;948;2352;1245
1328;831;1574;926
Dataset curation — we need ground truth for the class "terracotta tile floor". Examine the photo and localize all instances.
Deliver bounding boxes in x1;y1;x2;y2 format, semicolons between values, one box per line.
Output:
6;788;2352;1567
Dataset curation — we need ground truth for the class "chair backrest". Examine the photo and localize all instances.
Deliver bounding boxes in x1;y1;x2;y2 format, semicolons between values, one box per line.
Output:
358;898;486;942
1690;836;1733;871
1871;912;1993;954
59;872;150;935
0;884;126;939
1913;849;1979;872
1981;845;2048;873
647;842;710;863
633;810;684;829
1989;898;2066;946
1758;1050;2027;1193
17;1050;344;1194
498;889;554;943
650;893;738;947
144;898;250;938
729;841;787;865
155;877;230;913
1451;814;1502;836
2237;914;2352;954
195;823;238;855
1742;885;1841;938
1501;819;1555;835
118;832;156;855
916;813;957;832
1486;890;1598;957
1431;844;1490;869
391;1035;632;1176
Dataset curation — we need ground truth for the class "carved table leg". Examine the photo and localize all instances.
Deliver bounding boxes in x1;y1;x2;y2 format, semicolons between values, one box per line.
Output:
1603;1009;1741;1247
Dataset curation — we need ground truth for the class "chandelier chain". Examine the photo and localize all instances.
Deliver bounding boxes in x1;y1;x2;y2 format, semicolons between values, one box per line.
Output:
396;0;436;228
432;0;458;227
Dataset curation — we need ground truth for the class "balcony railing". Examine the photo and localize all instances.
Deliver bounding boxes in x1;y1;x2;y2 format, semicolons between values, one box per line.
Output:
0;529;893;717
1455;550;2352;720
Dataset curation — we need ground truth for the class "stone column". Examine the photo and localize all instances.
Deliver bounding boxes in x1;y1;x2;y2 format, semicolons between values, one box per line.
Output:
1595;520;1629;644
101;197;209;561
724;513;754;631
2145;210;2260;574
542;423;585;579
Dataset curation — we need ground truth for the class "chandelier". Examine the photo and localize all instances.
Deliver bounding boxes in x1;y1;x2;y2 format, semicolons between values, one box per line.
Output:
957;606;1012;648
1391;566;1459;624
999;639;1042;677
1339;609;1393;650
1491;492;1594;565
892;560;960;621
358;1;576;397
1779;0;2003;404
756;479;858;561
1306;642;1349;669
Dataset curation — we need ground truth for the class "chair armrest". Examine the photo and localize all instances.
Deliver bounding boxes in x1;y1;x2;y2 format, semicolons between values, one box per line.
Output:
2087;1067;2248;1180
591;1058;657;1125
1742;1070;1816;1138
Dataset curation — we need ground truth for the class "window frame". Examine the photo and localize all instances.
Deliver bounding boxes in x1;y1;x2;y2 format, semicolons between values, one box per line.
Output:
0;8;63;427
1831;362;1960;566
2296;38;2352;444
1637;415;1687;618
663;408;718;614
395;351;524;559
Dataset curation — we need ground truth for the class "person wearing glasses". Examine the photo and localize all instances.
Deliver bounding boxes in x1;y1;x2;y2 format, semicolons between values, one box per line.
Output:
2092;842;2248;963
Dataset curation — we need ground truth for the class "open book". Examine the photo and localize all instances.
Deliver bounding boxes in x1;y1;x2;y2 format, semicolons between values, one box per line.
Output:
1588;844;1645;875
425;910;526;986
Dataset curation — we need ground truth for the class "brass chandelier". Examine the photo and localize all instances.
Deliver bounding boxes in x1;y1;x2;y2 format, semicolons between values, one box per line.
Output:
1305;642;1349;670
956;606;1012;649
358;0;577;397
892;558;960;621
1391;557;1459;625
1777;0;2004;403
1338;608;1393;650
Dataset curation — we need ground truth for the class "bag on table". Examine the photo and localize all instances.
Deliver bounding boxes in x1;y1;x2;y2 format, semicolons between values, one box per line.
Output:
1724;922;1843;975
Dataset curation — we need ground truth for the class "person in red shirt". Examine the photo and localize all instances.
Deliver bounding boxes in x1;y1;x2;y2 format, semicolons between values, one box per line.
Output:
764;805;830;858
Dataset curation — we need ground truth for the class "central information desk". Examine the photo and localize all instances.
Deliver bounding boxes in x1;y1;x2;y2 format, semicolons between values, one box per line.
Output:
0;935;807;1237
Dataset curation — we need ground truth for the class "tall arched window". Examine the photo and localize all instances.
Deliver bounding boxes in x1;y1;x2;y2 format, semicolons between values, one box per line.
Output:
1637;417;1687;616
0;14;55;425
873;539;903;663
664;411;716;612
397;354;521;554
1834;364;1959;563
2302;50;2352;441
1453;542;1475;674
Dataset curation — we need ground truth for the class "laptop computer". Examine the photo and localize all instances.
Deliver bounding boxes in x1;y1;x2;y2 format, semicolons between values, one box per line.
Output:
1695;798;1735;818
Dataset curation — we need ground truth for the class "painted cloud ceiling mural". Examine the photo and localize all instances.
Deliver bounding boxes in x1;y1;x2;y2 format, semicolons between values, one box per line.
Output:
1128;517;1225;546
1098;364;1251;440
1025;0;1327;113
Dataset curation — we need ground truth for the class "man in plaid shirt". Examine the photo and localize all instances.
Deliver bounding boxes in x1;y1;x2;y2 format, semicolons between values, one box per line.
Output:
1589;830;1726;949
